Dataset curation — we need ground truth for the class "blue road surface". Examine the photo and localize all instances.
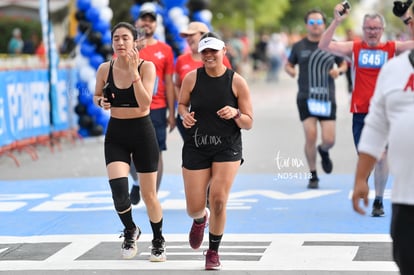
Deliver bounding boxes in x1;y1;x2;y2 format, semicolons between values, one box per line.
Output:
0;174;397;274
0;75;399;274
0;174;392;236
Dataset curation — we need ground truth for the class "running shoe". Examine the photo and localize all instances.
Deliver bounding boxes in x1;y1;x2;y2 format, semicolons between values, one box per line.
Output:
204;249;221;270
120;226;141;259
318;145;333;174
150;238;166;262
371;199;385;217
307;177;319;189
130;185;141;205
189;208;210;249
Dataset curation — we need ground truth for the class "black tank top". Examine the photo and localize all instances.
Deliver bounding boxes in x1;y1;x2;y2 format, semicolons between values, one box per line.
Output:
189;67;239;136
105;60;144;108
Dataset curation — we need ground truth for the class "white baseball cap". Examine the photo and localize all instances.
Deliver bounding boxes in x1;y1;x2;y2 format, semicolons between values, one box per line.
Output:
198;37;225;53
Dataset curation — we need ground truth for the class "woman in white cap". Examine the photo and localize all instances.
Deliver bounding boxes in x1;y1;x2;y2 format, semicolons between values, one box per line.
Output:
175;22;232;139
178;32;253;270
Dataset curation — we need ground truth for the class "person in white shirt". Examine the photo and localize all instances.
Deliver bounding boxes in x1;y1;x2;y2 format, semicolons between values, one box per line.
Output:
352;4;414;274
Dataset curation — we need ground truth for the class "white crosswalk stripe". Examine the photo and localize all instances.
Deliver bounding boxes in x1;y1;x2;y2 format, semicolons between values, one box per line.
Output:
0;234;398;272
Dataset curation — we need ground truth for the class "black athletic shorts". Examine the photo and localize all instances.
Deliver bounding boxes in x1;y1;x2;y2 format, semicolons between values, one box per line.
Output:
391;203;414;275
104;115;159;172
182;130;243;170
296;97;336;121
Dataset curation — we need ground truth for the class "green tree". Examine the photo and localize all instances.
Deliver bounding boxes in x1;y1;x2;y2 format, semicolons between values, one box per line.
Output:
212;0;371;33
210;0;290;33
282;0;343;29
0;17;41;53
108;0;350;33
110;0;135;24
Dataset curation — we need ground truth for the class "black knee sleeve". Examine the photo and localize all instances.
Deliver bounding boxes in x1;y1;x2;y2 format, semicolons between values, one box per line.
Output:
109;177;130;212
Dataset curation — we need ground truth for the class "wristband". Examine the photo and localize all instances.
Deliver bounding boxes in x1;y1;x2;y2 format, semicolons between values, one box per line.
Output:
97;98;103;107
132;77;141;84
233;109;241;120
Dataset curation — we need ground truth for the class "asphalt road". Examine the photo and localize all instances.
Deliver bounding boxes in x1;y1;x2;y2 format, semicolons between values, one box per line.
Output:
0;70;357;179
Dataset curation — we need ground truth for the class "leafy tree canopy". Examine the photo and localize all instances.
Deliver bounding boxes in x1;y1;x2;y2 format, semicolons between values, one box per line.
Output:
108;0;406;42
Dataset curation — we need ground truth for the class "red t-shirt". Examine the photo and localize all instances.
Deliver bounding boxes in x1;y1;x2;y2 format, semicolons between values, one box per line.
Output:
139;41;175;109
351;40;396;113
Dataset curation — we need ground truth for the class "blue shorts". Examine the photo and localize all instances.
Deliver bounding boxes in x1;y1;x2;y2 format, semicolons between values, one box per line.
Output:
150;108;167;151
352;113;367;151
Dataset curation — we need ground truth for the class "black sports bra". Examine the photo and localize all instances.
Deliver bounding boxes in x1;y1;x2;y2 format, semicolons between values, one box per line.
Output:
103;60;144;108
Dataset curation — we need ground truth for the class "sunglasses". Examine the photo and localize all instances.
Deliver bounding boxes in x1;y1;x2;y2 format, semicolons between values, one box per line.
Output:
363;26;383;32
308;19;324;25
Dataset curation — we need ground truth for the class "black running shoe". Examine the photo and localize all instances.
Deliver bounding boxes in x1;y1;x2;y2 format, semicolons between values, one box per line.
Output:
318;145;333;174
307;177;319;189
120;226;141;259
371;199;385;217
130;185;141;205
150;238;166;262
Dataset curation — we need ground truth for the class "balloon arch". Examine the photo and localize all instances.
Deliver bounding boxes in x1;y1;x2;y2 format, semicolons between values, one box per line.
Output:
73;0;212;137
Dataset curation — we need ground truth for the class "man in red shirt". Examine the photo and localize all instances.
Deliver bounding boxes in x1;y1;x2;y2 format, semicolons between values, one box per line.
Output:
130;9;176;204
319;3;414;217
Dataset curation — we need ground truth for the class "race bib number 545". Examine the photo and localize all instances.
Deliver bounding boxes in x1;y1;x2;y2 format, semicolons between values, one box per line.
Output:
358;49;388;69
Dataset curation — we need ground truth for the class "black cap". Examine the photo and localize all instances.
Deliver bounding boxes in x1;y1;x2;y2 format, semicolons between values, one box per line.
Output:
139;10;156;20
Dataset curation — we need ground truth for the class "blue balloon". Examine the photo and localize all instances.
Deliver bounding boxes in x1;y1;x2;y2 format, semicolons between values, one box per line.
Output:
192;11;202;22
89;54;104;70
130;4;141;21
171;27;180;37
93;20;110;35
163;0;188;10
163;17;173;29
76;80;87;91
162;0;173;9
78;90;93;106
86;7;100;23
80;41;95;57
76;0;91;11
77;82;93;102
78;128;90;137
101;30;111;44
74;33;84;44
86;102;101;117
156;5;166;16
96;114;109;128
182;6;190;16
